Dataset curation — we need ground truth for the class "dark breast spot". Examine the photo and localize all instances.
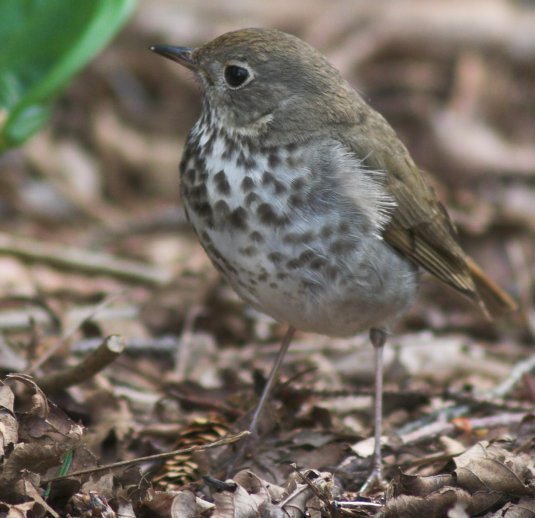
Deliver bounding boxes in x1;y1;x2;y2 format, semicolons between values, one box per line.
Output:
189;183;208;202
229;207;248;230
249;231;265;243
291;177;307;191
258;271;269;282
320;224;334;239
329;239;357;255
236;150;256;170
283;231;314;244
243;155;257;170
309;257;327;270
214;199;230;217
286;142;298;152
245;192;261;207
222;139;238;160
238;246;257;257
286;258;300;270
267;252;286;264
262;171;275;185
192;202;213;225
256;203;289;227
287;154;302;169
286;250;316;270
183;168;197;184
214;170;231;195
194;155;206;172
338;221;351;233
241;176;255;192
298;250;315;263
262;170;287;195
268;152;281;168
203;132;215;155
273;180;287;195
288;194;305;209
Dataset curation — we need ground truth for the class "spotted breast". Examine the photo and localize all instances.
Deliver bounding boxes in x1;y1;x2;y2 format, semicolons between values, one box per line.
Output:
180;114;419;337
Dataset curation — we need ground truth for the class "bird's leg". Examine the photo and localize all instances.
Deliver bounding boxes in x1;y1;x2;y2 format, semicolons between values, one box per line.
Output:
249;325;296;436
228;325;295;474
360;327;387;493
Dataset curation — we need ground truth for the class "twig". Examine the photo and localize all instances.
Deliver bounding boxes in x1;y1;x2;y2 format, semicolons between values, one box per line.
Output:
37;335;125;392
0;303;138;332
41;430;250;484
175;304;204;380
72;335;183;355
25;290;127;374
443;389;534;413
491;352;535;399
334;500;382;509
399;412;529;446
396;350;535;441
0;232;171;286
0;295;63;333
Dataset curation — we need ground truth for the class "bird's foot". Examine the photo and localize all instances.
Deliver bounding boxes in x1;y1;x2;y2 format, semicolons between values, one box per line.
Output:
359;466;386;495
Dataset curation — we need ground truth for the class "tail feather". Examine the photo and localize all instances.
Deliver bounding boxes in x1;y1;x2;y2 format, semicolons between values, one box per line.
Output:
466;256;517;319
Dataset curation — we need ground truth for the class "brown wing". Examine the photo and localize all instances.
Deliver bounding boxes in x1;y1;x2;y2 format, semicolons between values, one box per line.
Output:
341;108;516;317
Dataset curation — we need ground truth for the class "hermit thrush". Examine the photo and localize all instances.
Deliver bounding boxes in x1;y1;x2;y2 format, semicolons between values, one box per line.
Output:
150;28;516;488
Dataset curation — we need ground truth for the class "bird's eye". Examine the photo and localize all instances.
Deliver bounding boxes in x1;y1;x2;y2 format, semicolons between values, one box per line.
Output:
224;65;250;88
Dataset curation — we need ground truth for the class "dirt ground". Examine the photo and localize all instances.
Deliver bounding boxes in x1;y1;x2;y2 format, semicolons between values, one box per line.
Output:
0;1;534;516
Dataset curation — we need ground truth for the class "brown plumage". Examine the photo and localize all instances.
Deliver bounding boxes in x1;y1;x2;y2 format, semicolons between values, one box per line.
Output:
150;28;516;487
337;77;516;318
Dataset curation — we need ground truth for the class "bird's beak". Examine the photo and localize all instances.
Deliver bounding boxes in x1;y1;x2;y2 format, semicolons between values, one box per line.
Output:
149;45;197;71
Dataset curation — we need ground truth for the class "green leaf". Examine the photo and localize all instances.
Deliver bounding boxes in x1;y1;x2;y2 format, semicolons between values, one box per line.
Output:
0;0;137;152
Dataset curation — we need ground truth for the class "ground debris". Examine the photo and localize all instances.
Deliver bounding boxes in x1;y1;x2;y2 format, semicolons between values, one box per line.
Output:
0;1;533;516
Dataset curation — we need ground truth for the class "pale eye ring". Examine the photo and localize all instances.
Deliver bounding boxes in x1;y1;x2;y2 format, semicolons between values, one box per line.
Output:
224;64;253;89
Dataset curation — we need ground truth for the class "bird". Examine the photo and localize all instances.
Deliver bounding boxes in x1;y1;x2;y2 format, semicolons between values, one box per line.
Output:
150;28;516;488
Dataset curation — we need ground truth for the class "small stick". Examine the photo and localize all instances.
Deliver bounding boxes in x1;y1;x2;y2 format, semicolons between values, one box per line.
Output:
41;431;250;484
490;352;535;399
397;351;535;439
26;290;126;374
399;412;529;446
0;232;171;286
37;335;125;392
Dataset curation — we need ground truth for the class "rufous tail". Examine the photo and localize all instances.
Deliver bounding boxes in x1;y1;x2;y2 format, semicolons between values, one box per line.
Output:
466;256;517;320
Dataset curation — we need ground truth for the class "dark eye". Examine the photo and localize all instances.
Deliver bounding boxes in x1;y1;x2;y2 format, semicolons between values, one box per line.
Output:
224;65;250;88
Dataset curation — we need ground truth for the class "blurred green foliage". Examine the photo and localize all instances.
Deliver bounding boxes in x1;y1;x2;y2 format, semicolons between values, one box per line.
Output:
0;0;137;153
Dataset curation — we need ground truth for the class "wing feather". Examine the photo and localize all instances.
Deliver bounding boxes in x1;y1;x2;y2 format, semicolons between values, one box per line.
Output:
338;107;515;316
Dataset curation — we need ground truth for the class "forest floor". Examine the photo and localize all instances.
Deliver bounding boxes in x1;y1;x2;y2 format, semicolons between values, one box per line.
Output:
0;1;534;516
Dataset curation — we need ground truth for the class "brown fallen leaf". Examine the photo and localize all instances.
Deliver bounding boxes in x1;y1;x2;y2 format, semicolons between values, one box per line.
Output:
0;383;18;458
211;480;270;518
144;489;213;518
379;486;502;518
454;441;535;496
